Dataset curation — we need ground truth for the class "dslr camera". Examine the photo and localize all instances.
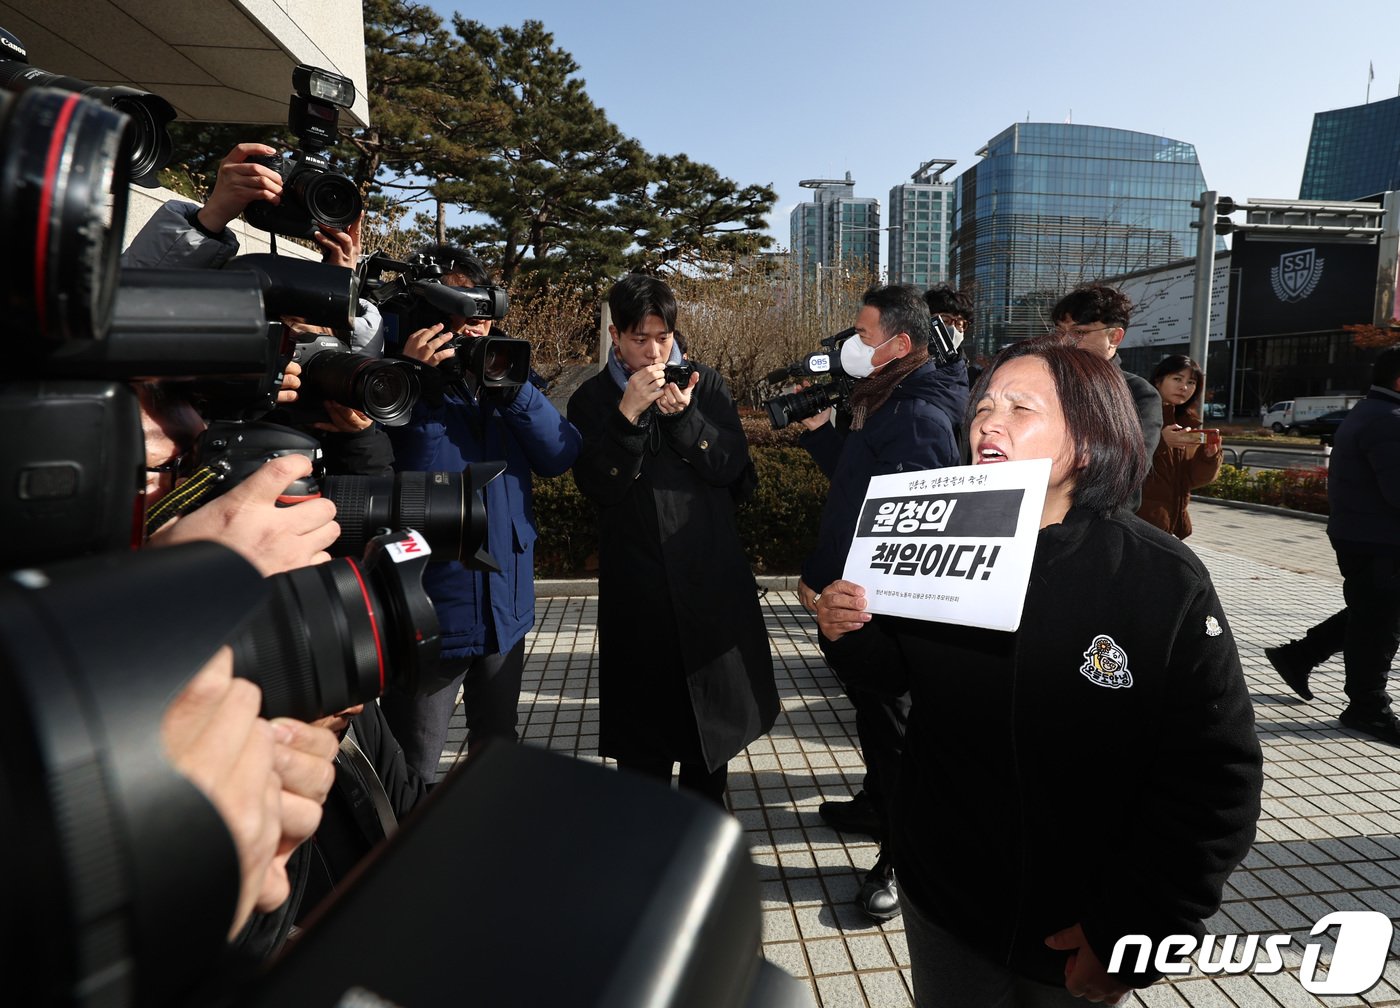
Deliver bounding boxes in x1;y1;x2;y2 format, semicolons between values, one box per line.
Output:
244;64;363;239
360;250;530;390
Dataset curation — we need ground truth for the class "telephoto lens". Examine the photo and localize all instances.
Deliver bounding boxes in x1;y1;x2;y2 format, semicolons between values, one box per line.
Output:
322;462;505;570
230;529;444;721
764;384;838;431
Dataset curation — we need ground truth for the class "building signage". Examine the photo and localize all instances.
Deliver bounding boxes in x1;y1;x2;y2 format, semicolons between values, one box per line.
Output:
1233;233;1379;338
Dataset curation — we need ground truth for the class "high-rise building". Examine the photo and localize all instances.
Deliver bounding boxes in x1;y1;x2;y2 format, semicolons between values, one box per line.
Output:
789;173;880;285
888;158;956;288
950;123;1210;356
1299;94;1400;201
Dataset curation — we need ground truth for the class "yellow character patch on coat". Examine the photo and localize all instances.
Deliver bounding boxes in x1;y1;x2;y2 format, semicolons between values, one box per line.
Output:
1079;634;1133;689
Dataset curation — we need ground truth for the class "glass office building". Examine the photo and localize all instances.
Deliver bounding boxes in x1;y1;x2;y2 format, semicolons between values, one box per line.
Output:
951;123;1210;355
789;173;880;285
1299;94;1400;201
888;158;956;288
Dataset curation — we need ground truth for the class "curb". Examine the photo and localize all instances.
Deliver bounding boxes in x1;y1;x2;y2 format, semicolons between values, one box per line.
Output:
1193;495;1328;524
537;574;801;598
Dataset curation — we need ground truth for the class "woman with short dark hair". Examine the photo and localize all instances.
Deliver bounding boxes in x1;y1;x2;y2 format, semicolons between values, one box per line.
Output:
1137;354;1223;539
815;336;1261;1006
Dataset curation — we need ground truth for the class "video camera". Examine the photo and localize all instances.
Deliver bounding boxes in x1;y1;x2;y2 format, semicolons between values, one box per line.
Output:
0;26;174;187
244;64;363;240
759;327;858;430
759;317;962;430
360;250;530;390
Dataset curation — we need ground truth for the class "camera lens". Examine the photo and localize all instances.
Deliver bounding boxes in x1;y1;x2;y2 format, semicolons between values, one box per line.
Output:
300;170;363;229
351;359;418;426
323;469;496;570
230;531;440;721
0;86;132;343
300;350;421;427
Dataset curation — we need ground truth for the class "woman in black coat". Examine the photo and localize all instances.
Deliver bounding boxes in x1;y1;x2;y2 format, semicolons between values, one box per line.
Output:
816;337;1262;1005
567;275;776;804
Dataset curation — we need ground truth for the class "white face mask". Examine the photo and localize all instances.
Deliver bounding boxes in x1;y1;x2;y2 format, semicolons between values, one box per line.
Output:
840;332;896;379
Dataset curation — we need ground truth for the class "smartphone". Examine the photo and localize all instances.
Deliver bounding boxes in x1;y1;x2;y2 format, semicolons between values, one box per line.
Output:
1189;428;1221;447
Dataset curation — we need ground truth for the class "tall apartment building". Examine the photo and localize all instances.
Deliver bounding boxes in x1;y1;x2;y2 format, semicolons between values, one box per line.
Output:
789;173;880;284
1300;93;1400;201
888;158;956;288
950;123;1210;356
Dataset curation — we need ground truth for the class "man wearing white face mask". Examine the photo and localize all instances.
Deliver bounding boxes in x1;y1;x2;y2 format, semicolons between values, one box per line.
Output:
796;284;970;922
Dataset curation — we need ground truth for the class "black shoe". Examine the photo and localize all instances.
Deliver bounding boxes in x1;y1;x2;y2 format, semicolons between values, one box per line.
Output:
1265;642;1314;701
818;790;883;840
1339;708;1400;746
857;854;900;922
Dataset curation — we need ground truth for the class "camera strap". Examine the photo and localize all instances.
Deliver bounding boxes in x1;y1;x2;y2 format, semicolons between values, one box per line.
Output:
143;466;223;538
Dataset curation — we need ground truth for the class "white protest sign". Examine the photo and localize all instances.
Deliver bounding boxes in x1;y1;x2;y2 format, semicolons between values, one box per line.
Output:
840;458;1049;632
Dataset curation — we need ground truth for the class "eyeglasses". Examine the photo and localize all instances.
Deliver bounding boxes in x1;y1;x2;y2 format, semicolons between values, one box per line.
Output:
1056;325;1121;339
145;451;196;477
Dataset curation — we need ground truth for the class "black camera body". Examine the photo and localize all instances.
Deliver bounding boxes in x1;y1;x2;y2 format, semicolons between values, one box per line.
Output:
664;362;696;387
244;65;362;239
360;251;529;389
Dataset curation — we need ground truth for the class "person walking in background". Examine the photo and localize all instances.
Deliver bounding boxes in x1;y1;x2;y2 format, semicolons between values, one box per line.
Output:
567;274;776;806
1136;354;1222;539
1267;347;1400;746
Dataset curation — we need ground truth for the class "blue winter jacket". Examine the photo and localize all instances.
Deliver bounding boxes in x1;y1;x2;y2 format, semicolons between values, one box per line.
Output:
388;381;581;657
800;357;969;592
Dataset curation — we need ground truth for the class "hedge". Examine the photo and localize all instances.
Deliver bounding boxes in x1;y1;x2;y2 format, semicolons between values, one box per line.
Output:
1195;464;1329;515
532;442;828;578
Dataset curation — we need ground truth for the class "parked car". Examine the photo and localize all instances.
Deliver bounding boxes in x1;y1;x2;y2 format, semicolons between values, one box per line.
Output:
1292;409;1351;445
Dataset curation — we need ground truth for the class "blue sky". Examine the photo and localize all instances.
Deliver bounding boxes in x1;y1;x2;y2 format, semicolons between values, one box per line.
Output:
426;0;1400;260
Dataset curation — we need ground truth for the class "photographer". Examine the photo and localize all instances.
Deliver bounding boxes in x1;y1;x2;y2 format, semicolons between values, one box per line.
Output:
796;284;969;922
122;141;385;358
379;244;581;782
567;274;776;806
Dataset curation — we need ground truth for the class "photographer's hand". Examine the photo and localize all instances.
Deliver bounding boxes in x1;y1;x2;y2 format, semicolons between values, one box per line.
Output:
313;213;362;269
278;360;302;405
402;323;458;367
148;454;339;576
268;716;338;867
161;647;282;939
197;143;283;234
656;370;699;416
619;363;667;424
312;401;374;433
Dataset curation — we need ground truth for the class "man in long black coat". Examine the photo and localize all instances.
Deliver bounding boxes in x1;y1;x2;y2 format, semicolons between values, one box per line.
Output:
568;274;776;805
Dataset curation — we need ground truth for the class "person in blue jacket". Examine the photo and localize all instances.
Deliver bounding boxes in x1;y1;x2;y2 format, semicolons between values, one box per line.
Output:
379;245;581;781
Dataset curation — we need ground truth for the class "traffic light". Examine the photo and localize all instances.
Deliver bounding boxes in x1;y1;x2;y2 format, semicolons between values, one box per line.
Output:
1216;196;1237;235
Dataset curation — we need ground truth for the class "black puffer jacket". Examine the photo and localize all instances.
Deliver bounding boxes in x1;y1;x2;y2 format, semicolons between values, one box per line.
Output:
822;508;1262;989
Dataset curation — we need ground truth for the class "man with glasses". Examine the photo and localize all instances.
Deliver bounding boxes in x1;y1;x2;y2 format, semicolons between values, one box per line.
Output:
1052;285;1162;510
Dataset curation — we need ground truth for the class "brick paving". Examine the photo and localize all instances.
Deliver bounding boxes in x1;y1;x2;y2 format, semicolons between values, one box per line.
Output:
432;498;1400;1006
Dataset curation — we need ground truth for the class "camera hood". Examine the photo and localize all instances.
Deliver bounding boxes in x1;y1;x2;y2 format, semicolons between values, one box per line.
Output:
226;254;359;330
411;279;509;322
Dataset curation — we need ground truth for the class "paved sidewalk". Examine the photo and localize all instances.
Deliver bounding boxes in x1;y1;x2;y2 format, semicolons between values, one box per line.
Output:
434;498;1400;1007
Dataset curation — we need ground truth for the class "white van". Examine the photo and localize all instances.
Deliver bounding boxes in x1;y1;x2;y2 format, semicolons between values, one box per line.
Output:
1260;395;1362;433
